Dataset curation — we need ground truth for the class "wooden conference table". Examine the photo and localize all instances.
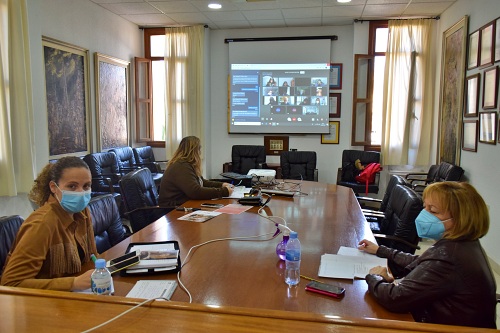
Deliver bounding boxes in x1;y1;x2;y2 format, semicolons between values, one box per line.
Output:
97;181;411;321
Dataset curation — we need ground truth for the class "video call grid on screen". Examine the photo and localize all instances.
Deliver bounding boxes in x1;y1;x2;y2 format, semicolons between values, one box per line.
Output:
229;63;331;134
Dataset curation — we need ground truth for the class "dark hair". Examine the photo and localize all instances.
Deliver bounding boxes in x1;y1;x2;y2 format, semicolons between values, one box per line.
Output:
28;157;90;207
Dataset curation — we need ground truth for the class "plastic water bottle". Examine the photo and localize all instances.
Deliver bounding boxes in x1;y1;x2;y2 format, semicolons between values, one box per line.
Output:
285;231;301;286
91;259;112;295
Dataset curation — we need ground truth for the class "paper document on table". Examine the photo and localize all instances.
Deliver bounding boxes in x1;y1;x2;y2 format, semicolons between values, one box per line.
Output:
126;280;177;300
223;186;251;199
318;252;387;279
129;243;178;268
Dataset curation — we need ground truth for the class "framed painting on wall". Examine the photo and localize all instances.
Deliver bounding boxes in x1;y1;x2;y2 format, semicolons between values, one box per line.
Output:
329;93;341;118
479;21;494;67
467;29;480;70
329;63;342;90
479;111;497;144
94;53;130;150
42;36;91;158
438;16;468;165
496;17;500;62
321;121;340;144
482;66;498;109
462;120;478;152
464;73;480;117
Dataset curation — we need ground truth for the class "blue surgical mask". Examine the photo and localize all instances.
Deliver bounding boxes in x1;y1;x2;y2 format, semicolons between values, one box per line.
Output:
415;209;451;240
54;183;92;213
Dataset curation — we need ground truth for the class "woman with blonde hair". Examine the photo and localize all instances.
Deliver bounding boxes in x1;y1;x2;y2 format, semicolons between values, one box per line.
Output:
358;181;496;328
1;157;98;291
158;136;233;207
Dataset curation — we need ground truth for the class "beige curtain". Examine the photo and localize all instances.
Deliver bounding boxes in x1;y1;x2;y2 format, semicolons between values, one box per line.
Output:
381;19;434;165
164;25;205;158
0;0;35;196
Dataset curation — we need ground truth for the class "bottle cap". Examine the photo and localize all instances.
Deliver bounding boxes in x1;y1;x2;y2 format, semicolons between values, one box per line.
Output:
290;231;298;238
95;258;106;269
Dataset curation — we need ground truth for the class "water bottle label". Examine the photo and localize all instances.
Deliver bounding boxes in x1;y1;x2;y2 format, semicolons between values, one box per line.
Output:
285;250;300;261
91;278;111;295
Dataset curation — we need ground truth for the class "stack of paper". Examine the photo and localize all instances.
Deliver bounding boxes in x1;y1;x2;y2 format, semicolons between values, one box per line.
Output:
318;246;387;279
126;243;179;273
178;210;221;222
126;280;177;300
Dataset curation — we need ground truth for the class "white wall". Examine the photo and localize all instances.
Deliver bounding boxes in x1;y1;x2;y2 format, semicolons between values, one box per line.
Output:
26;0;142;174
436;0;500;266
207;25;356;184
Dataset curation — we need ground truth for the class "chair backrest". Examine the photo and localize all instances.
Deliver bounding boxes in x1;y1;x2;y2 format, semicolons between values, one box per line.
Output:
280;151;317;181
0;215;24;274
133;146;156;164
435;162;464;182
109;147;136;169
83;152;120;181
379;175;409;212
341;150;380;168
88;194;127;253
119;168;171;232
231;145;266;175
379;184;422;254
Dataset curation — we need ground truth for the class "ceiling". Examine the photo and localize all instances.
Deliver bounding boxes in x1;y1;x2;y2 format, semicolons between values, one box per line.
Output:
88;0;457;29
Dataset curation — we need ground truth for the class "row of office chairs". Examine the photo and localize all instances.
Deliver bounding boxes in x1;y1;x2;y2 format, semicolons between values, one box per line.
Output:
223;145;318;181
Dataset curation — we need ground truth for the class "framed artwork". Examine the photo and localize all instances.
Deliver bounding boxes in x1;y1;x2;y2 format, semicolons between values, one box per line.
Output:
467;29;480;69
496;17;500;62
264;135;289;155
479;21;494;67
464;73;479;117
462;120;478;152
479;111;497;144
42;36;91;158
482;66;498;109
329;93;341;118
94;53;130;150
329;63;342;90
321;121;339;144
438;16;468;166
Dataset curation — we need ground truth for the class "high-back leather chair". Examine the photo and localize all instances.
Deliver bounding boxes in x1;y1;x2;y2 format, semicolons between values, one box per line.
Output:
83;152;122;194
372;184;422;277
359;174;410;214
110;146;162;187
0;215;24;275
226;145;267;175
337;150;381;194
88;194;130;253
279;151;318;181
406;161;464;193
119;168;173;232
133;146;167;173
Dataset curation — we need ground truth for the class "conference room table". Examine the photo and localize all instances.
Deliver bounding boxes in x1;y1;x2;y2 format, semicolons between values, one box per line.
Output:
95;180;412;321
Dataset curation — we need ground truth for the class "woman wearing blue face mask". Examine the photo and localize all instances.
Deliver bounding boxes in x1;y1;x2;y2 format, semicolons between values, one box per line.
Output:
358;182;496;329
1;157;98;291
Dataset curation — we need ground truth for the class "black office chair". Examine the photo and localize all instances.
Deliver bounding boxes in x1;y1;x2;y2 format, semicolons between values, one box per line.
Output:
337;150;381;195
278;151;318;181
88;194;130;253
0;215;24;275
132;146;168;173
405;161;464;193
119;168;173;232
358;174;410;214
368;184;422;278
110;146;162;187
223;145;267;175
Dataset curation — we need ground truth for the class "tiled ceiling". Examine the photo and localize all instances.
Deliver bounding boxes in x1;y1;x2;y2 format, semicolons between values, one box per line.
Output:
88;0;457;29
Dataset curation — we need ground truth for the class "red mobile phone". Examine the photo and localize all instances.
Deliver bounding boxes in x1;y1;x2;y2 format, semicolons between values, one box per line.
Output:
305;281;345;298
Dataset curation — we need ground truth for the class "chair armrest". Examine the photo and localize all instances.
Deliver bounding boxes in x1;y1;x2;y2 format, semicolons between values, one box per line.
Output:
336;167;342;184
362;209;384;217
223;162;232;173
91;176;115;194
124;206;175;216
405;172;430;184
276;167;282;180
313;169;318;182
373;233;421;250
135;162;162;173
357;196;382;203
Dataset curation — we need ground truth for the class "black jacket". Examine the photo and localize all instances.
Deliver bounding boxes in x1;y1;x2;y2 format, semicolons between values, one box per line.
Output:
366;239;497;328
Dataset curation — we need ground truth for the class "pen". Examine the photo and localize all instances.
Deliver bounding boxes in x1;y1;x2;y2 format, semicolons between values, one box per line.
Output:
300;275;321;283
90;254;97;263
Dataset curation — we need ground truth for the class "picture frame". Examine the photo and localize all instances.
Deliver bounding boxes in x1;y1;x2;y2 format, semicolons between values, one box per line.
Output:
464;73;480;117
438;16;468;165
479;21;494;67
94;53;130;150
467;29;480;69
482;66;498;109
479;111;497;144
329;63;342;90
329;93;341;118
462;120;478;152
496;17;500;62
264;135;289;155
321;121;340;144
42;36;91;159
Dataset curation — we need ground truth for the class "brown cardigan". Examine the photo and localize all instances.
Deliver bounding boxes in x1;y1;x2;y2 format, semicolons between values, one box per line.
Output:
1;195;98;291
158;160;229;207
